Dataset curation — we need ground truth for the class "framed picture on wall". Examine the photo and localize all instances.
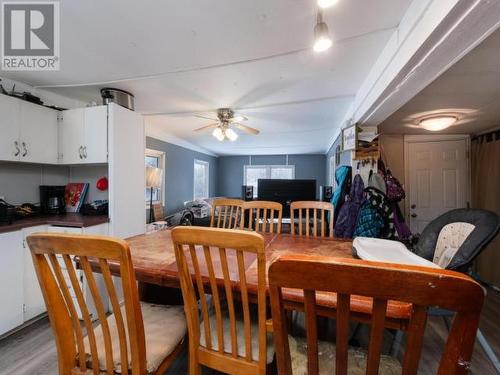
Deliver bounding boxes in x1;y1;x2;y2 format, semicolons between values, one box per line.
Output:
342;124;356;151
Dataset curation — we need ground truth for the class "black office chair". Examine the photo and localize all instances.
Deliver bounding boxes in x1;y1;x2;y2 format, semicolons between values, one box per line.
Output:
409;208;500;373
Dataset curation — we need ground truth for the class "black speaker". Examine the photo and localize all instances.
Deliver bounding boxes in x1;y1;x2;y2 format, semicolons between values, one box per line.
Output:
241;185;254;201
320;186;333;202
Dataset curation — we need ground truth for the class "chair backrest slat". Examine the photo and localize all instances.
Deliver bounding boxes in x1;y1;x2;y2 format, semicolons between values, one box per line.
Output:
27;233;147;375
290;201;334;238
335;293;350;375
241;200;283;234
172;227;267;373
269;255;484;375
210;198;244;229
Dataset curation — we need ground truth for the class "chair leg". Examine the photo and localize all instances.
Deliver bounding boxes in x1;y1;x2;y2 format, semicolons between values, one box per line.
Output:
477;329;500;374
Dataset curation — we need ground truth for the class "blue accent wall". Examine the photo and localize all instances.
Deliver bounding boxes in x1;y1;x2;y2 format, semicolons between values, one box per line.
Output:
217;154;326;198
146;137;219;215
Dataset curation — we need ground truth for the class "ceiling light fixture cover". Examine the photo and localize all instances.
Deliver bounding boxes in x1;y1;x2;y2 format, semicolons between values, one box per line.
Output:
419;115;457;131
212;127;225;141
313;12;332;52
317;0;339;8
225;128;238;141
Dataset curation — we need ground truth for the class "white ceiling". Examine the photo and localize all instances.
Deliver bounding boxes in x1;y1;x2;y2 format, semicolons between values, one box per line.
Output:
380;27;500;135
1;0;413;155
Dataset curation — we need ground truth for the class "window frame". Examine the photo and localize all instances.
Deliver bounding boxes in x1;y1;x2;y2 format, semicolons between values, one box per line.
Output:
243;164;295;198
145;148;165;207
193;159;210;200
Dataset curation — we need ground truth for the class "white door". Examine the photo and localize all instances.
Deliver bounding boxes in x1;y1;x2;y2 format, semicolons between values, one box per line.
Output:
407;138;469;234
22;225;49;321
60;108;85;164
84;105;108;163
0;95;21;161
19;102;59;164
0;231;24;335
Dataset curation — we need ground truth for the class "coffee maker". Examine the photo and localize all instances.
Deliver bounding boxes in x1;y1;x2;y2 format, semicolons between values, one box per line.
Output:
40;185;66;215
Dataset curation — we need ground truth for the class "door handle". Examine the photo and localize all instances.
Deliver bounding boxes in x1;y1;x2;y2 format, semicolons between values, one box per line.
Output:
83;146;88;159
21;142;27;157
78;146;83;159
411;204;416;209
13;141;20;156
411;213;417;218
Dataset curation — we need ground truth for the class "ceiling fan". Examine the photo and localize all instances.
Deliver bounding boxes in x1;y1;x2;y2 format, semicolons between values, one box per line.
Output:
193;108;260;141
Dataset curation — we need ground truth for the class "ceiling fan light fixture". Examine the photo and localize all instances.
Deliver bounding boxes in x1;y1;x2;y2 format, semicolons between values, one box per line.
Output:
313;13;332;53
317;0;339;8
225;128;238;141
212;127;225;141
419;115;457;131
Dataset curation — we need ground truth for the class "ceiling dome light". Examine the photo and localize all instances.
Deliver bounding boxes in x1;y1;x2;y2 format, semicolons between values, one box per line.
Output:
212;127;225;141
419;115;457;131
225;128;238;141
317;0;339;8
313;12;332;53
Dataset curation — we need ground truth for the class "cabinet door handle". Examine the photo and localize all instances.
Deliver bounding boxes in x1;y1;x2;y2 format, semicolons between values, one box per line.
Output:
79;146;83;159
14;141;20;156
21;142;28;157
83;146;88;159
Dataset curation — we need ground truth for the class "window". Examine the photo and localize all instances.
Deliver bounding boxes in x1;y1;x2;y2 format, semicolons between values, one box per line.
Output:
145;149;165;204
194;160;209;199
244;165;295;197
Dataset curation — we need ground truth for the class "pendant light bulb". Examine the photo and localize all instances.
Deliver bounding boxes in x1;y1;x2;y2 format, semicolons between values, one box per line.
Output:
313;12;332;53
317;0;339;8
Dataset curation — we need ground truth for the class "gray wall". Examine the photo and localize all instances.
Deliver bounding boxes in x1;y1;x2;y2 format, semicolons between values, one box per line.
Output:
146;137;219;215
217;154;326;198
0;162;69;204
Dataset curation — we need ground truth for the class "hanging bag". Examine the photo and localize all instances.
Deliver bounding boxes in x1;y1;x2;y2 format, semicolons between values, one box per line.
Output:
384;169;405;202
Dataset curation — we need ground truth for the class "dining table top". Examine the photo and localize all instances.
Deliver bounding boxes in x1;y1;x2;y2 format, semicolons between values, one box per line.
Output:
104;229;413;330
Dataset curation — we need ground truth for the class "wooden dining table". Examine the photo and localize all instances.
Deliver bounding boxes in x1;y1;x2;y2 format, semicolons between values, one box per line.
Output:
99;229;413;330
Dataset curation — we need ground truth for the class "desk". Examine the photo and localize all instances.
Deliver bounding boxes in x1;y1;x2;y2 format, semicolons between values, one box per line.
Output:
99;229;412;330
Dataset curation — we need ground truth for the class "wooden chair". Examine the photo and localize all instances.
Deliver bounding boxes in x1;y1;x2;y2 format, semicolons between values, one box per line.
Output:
171;226;273;375
210;198;245;229
27;233;186;375
290;201;334;238
269;254;485;375
241;200;283;234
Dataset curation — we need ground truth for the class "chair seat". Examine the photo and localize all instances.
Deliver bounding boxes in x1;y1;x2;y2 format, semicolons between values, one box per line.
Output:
84;302;186;374
200;311;275;364
289;335;401;375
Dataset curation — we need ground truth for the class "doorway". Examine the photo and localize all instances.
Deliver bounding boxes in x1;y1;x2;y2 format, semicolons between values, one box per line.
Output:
404;135;470;234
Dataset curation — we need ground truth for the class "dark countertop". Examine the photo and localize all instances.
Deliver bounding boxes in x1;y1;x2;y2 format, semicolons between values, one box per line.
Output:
0;213;109;234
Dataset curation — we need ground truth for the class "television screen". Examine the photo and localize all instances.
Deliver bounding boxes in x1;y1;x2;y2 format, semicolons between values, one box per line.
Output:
257;179;316;217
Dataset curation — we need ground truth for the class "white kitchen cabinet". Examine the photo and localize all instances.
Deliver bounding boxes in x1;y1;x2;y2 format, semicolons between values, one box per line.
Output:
22;225;48;322
59;106;108;164
0;94;21;161
19;101;59;164
0;231;24;336
0;94;58;164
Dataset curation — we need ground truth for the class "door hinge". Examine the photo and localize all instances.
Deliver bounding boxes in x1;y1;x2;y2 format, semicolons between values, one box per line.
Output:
22;239;26;248
57;113;63;122
22;304;27;313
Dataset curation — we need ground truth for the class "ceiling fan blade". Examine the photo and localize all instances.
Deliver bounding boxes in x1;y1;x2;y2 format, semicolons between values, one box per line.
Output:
233;122;260;135
194;114;219;121
231;115;248;122
193;123;219;132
